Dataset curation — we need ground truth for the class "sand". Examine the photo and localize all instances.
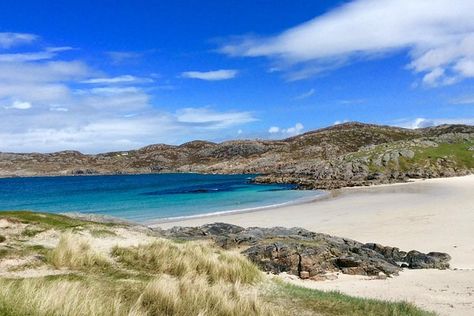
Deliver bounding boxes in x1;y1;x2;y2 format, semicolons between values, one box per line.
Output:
155;175;474;315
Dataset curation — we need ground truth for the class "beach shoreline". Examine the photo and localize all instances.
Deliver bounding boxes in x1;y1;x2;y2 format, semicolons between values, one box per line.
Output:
154;174;474;315
146;189;329;225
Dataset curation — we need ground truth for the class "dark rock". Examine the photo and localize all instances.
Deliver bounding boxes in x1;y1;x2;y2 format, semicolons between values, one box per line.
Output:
162;223;451;279
405;250;451;269
363;243;407;262
336;257;362;268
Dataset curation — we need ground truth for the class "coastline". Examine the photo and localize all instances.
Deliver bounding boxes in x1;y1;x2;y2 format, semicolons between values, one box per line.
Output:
154;174;474;265
153;174;474;315
145;189;329;225
2;174;472;314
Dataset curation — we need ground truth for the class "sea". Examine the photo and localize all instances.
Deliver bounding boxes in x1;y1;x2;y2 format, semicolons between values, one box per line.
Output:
0;173;322;223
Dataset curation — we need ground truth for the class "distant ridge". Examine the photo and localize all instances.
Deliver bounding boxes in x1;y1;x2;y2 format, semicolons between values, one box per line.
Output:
1;122;473;188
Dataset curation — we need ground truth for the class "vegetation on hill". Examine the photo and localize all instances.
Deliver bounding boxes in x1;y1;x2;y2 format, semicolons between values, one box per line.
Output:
1;122;472;189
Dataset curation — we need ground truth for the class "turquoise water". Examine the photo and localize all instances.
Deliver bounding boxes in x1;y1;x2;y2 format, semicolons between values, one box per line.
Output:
0;174;321;223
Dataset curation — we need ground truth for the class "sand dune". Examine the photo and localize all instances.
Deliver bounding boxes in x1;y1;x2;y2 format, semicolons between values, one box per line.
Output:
156;175;474;315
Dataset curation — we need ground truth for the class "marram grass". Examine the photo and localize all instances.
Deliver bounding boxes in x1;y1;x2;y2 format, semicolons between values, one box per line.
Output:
47;232;110;269
112;239;262;284
0;231;436;316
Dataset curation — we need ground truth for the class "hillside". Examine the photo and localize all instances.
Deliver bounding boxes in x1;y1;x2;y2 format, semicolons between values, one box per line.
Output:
1;122;473;188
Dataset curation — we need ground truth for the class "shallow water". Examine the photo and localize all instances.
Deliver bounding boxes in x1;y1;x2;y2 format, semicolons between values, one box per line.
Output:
0;173;321;223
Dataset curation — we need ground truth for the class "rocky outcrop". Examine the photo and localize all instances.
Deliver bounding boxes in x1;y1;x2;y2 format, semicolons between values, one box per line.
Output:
161;223;451;279
0;122;473;189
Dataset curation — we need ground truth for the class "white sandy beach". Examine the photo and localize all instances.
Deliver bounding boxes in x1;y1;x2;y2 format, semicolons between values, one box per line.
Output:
156;175;474;315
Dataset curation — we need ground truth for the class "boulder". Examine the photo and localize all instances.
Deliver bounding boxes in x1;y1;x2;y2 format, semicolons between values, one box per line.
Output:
162;223;451;279
405;251;451;269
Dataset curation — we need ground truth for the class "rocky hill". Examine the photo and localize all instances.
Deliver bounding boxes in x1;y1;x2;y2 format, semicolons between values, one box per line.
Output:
1;122;473;188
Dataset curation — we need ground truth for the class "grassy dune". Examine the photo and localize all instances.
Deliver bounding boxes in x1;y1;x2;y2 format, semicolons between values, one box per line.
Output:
0;211;435;316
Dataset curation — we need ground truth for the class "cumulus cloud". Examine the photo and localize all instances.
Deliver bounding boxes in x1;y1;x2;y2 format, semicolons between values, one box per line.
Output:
220;0;474;85
268;123;304;136
0;32;37;48
268;126;280;133
285;123;304;135
181;69;238;81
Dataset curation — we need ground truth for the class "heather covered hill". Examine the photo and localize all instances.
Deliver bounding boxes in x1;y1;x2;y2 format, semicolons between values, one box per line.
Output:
1;122;473;188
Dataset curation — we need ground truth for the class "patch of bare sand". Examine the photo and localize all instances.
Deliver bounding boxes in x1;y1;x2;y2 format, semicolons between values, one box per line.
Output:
0;256;69;278
86;227;157;253
155;175;474;315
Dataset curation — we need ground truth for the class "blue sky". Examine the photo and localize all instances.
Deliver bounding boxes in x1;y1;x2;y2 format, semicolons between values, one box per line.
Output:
0;0;473;153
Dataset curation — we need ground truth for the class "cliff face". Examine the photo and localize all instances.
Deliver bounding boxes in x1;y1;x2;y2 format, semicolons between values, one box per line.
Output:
1;122;473;188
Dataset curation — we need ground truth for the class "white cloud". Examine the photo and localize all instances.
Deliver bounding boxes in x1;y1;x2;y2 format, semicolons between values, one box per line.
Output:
49;107;68;112
0;38;256;153
86;87;142;96
81;75;152;84
268;126;280;133
295;88;315;100
0;60;93;84
284;123;304;135
0;47;74;63
220;0;474;84
181;69;238;81
268;123;304;136
398;117;474;129
0;51;55;63
0;32;37;48
4;100;32;110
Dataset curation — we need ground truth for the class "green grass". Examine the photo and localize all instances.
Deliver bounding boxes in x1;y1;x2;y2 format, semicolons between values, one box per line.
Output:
89;229;117;238
0;211;91;230
271;282;436;316
413;141;474;168
347;139;474;175
21;227;45;237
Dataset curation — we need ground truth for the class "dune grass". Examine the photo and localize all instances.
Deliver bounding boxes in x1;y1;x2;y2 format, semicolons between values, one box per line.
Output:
0;228;437;316
112;239;262;284
130;274;274;316
0;275;275;316
0;277;142;316
47;233;110;269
